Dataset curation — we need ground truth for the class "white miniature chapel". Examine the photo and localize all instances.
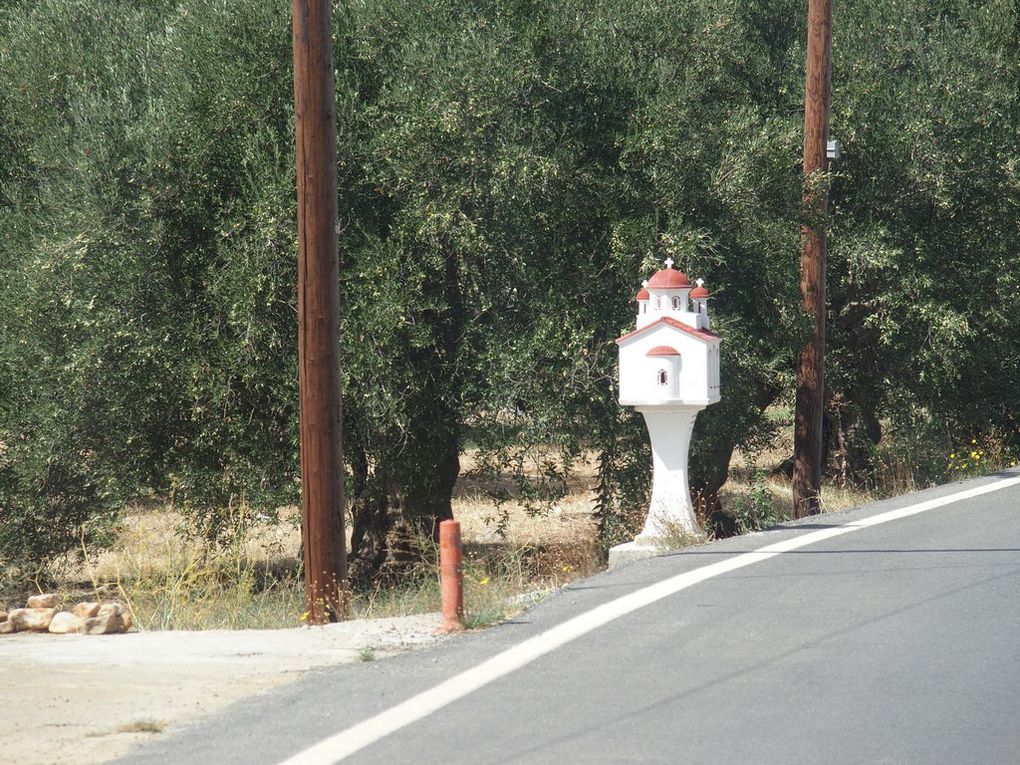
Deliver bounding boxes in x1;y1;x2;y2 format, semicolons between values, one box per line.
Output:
612;258;721;560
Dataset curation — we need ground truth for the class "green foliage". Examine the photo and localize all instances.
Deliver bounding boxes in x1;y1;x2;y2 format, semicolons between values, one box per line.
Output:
1;0;1018;572
826;0;1020;482
0;0;304;564
946;442;990;479
0;0;174;563
0;435;118;570
730;472;788;534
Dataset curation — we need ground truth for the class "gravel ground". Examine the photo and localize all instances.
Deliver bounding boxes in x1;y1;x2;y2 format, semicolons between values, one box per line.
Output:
0;613;444;764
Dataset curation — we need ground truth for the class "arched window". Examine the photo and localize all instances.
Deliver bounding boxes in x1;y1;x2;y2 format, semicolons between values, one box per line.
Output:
657;369;668;386
671;296;683;311
641;303;647;314
654;296;661;309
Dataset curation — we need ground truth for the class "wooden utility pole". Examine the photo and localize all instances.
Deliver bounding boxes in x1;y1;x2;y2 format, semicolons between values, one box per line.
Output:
793;0;832;518
292;0;346;621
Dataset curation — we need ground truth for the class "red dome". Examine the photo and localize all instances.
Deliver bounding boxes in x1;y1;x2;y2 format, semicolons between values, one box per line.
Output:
635;288;650;301
646;267;692;289
646;345;681;357
690;285;710;299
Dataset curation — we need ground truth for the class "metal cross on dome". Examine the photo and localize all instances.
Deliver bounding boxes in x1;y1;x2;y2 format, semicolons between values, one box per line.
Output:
663;256;674;269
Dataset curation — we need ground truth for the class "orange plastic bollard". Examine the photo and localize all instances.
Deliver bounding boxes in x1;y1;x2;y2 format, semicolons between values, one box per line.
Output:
438;519;464;633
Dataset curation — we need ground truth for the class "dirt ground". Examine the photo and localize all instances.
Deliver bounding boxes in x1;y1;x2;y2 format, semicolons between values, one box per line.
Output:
0;614;443;764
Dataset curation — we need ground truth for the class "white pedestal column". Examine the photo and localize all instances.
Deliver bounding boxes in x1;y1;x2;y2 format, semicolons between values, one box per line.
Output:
636;405;703;539
608;404;703;568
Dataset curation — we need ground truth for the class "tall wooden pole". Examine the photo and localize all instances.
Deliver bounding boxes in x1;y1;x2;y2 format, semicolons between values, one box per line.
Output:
793;0;832;518
292;0;346;621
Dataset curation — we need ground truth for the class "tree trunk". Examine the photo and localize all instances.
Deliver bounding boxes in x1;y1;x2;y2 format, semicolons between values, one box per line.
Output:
347;483;401;589
348;237;465;584
690;382;782;537
401;237;464;539
826;391;882;488
690;438;739;538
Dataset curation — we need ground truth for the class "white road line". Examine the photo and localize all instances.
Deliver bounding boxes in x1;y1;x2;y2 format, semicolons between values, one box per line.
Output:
279;474;1020;765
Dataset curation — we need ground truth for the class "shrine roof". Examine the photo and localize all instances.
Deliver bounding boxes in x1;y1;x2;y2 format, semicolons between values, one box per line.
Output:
615;316;720;345
646;267;692;290
646;345;681;357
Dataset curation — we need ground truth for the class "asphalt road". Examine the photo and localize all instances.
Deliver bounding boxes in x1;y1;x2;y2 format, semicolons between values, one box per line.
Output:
123;469;1020;764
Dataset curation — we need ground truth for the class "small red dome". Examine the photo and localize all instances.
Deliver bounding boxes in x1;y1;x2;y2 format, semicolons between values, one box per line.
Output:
635;288;650;301
646;345;681;357
690;285;710;299
646;268;692;289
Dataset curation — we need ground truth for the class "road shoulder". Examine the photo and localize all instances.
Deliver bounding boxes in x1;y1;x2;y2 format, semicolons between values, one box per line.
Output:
0;614;442;764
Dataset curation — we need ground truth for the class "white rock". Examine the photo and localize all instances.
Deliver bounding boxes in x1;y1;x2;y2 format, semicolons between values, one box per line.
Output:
27;593;58;609
0;620;14;634
9;607;58;631
98;602;124;618
81;614;124;635
72;602;101;618
48;612;83;634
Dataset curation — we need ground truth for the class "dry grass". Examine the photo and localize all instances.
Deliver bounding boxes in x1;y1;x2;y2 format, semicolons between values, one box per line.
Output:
40;451;602;631
716;406;887;528
53;508;306;631
39;414;948;631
